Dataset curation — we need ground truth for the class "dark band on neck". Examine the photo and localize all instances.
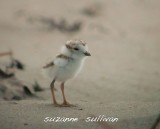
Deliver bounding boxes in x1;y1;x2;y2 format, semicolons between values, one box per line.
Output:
57;54;73;60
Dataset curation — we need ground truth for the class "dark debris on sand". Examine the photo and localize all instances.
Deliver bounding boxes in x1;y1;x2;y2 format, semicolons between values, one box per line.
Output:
9;59;25;70
0;69;14;79
0;52;44;100
33;81;44;92
27;17;82;33
81;3;102;17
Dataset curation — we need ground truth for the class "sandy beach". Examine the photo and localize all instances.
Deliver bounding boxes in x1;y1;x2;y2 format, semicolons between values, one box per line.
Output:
0;0;160;129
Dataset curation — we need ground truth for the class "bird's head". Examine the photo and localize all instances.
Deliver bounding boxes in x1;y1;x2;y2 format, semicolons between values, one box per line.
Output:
65;39;91;58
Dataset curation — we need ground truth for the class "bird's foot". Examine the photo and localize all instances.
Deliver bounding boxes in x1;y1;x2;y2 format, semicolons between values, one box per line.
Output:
60;102;76;107
53;102;76;107
53;104;59;107
53;102;61;107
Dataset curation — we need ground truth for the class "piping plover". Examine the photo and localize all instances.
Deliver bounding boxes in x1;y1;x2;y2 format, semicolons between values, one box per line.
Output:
43;39;91;107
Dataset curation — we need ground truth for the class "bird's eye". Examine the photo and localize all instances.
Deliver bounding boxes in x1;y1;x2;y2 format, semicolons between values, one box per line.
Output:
74;48;79;51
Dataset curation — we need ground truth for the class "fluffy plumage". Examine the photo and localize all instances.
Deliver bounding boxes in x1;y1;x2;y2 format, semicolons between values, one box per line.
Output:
43;39;91;107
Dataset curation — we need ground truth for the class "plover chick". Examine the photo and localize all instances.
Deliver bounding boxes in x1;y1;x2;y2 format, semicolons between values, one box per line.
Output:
43;39;91;107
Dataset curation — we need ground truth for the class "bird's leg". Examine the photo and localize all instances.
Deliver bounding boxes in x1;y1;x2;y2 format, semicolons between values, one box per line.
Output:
61;82;68;104
50;80;59;106
60;82;76;107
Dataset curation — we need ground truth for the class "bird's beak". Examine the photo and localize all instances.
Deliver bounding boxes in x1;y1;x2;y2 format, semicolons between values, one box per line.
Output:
84;51;91;56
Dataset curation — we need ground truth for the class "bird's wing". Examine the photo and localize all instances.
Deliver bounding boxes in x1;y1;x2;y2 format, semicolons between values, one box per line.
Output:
43;61;54;69
43;54;71;68
54;54;71;67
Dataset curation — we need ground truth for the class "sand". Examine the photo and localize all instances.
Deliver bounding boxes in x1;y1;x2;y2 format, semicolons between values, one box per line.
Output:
0;0;160;129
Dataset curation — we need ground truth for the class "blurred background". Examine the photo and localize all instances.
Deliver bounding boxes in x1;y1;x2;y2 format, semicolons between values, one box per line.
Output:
0;0;160;129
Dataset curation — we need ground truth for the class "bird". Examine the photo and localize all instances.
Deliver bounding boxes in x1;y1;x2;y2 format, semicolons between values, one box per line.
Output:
43;39;91;107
